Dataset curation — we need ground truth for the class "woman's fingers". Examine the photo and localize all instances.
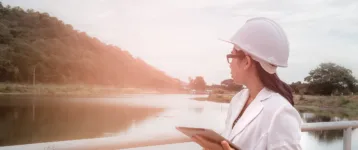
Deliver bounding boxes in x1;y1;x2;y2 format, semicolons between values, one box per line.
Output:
195;136;223;150
192;136;206;148
221;141;233;150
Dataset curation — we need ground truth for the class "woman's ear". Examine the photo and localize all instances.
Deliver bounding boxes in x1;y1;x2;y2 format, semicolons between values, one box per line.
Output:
244;55;252;70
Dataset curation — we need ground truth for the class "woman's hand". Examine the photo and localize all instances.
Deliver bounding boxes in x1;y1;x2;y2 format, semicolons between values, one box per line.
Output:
221;141;235;150
191;135;235;150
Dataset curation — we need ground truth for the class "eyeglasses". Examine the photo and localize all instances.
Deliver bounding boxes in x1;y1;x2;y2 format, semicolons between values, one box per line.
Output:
226;54;241;64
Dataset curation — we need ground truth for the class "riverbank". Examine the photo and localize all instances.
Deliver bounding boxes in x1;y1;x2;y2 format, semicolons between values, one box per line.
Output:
193;93;358;119
295;95;358;119
0;83;164;96
192;94;232;103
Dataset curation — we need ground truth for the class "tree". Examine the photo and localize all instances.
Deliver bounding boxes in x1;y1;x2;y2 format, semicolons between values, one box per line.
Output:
0;3;181;89
188;76;206;91
221;79;243;91
304;63;358;95
289;81;309;94
0;23;13;44
188;77;193;89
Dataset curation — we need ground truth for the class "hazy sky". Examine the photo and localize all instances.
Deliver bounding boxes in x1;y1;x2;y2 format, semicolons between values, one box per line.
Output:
2;0;358;84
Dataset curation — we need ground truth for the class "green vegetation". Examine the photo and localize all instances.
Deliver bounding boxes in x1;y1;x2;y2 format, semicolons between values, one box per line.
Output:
192;94;233;103
188;76;207;91
295;95;358;109
194;63;358;118
220;79;243;91
291;62;358;118
0;3;181;90
291;63;358;95
194;93;358;119
0;83;158;96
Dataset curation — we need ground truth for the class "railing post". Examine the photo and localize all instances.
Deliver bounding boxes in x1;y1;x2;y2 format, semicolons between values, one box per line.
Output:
343;127;352;150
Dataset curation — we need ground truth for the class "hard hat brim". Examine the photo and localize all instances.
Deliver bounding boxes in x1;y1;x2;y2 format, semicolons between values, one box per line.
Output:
218;38;287;67
219;38;280;74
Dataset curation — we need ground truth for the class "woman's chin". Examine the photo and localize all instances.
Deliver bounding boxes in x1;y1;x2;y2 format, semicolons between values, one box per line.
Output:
233;80;243;85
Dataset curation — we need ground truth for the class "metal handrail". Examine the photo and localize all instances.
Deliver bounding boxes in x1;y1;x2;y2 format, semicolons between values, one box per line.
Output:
1;121;357;150
301;121;358;131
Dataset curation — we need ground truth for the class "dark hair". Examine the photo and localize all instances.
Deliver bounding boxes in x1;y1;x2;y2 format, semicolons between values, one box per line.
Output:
234;50;294;105
254;61;294;105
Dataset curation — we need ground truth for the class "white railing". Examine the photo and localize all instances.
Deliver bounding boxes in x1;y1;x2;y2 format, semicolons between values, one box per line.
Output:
301;121;357;150
1;121;357;150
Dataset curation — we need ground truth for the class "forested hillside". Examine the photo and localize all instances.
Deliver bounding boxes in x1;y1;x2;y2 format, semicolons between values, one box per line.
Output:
0;2;181;89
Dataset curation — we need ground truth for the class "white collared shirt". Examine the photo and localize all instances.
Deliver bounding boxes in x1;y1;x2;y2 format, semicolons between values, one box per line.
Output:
221;88;303;150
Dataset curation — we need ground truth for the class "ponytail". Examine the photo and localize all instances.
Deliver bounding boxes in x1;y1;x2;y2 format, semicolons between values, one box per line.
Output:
255;61;294;105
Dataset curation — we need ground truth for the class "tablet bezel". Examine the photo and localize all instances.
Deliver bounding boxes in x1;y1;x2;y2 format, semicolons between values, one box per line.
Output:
176;126;240;150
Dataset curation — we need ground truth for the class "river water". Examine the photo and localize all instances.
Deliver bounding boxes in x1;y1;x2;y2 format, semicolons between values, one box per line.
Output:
0;94;357;149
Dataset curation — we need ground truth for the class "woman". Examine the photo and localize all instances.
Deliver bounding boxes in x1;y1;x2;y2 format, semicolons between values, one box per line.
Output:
192;17;302;150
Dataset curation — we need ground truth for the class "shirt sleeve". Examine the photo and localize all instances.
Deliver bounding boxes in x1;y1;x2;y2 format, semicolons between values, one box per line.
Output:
267;104;303;150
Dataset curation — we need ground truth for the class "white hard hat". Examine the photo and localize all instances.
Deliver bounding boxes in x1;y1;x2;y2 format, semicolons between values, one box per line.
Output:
223;17;290;74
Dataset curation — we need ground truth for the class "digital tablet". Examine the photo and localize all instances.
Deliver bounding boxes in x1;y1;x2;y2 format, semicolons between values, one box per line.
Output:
176;126;241;150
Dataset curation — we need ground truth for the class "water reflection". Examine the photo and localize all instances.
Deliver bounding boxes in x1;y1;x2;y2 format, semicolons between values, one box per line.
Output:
0;95;162;146
310;130;343;143
301;112;347;143
0;94;357;150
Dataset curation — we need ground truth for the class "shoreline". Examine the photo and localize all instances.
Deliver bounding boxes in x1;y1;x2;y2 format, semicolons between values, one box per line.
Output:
0;83;185;97
192;93;358;119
